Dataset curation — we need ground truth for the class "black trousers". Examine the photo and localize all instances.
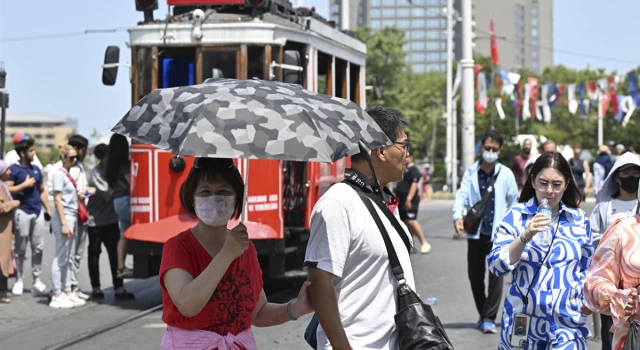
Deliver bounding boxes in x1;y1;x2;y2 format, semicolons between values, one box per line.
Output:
468;234;503;323
600;313;614;350
0;272;7;298
88;223;123;290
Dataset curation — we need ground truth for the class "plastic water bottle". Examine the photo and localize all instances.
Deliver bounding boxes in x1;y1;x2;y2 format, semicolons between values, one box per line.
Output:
536;198;552;244
425;297;438;305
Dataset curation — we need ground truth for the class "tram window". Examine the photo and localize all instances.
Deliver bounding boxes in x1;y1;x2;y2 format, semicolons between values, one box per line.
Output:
317;52;331;95
349;64;361;105
335;58;347;99
247;46;265;79
202;50;237;80
159;57;195;88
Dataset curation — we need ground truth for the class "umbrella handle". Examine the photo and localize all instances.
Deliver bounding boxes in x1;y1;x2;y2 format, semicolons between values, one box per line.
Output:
241;159;249;224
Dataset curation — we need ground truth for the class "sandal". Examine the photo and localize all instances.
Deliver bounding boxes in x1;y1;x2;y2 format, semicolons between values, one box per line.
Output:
0;297;11;304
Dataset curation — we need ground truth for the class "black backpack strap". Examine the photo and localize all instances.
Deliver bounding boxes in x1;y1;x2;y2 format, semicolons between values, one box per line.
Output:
353;190;406;283
344;182;411;253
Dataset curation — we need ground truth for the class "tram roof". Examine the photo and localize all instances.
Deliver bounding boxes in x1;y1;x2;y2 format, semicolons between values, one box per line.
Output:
128;10;367;66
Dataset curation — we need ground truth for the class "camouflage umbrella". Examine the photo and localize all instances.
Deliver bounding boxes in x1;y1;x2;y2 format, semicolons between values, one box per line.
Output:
111;78;391;163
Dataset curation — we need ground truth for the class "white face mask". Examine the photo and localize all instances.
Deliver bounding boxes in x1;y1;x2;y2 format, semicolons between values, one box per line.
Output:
194;195;236;227
482;150;500;164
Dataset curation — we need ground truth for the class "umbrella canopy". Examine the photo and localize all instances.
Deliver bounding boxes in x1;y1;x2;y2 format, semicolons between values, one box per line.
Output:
112;78;391;163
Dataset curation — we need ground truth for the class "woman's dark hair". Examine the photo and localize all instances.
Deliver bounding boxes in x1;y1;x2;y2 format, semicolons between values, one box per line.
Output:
181;158;244;220
519;152;582;208
105;134;130;187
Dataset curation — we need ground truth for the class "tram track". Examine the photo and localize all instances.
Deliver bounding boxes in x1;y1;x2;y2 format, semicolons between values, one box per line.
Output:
40;284;300;350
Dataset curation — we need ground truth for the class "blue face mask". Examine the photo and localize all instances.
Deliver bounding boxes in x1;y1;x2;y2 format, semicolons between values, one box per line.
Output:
482;150;500;164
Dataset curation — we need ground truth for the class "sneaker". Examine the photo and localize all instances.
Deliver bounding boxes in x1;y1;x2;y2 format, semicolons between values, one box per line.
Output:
32;279;47;296
481;321;497;334
66;293;86;307
11;280;23;296
420;242;432;254
73;289;90;301
49;294;75;309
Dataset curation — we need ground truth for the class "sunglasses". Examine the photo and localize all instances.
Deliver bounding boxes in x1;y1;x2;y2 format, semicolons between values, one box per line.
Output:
67;156;78;162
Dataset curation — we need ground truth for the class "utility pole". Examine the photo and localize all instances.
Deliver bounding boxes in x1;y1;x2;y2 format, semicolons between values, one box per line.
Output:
0;63;7;159
451;96;459;193
444;0;454;192
460;0;475;170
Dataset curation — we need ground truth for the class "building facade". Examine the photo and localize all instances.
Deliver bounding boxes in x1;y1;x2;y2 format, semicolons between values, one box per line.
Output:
4;114;77;150
330;0;553;74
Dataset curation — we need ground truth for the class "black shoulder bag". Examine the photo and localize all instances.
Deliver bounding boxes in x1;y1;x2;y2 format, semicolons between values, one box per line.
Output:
353;186;454;350
462;168;501;234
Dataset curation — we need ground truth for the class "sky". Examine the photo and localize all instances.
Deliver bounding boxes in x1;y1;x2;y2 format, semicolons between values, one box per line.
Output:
0;0;638;142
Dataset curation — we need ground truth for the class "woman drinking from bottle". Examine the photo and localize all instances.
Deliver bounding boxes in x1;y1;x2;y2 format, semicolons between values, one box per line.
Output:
488;152;594;349
159;157;313;349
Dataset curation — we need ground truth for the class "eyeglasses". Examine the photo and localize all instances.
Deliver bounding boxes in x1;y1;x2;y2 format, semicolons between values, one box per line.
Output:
67;156;78;162
534;179;565;192
193;157;234;169
484;146;500;152
394;141;413;154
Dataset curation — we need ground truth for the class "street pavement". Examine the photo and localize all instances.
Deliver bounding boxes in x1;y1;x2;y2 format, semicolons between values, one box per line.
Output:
0;200;602;349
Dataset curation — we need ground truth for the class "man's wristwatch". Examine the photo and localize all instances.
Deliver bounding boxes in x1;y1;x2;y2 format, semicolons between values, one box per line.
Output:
520;234;529;244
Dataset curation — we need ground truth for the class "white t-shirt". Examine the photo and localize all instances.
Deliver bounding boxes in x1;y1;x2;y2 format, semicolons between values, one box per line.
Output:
4;149;43;169
608;199;638;222
305;183;416;350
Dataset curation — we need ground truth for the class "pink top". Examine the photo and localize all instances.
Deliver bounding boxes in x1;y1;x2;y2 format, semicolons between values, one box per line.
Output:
161;325;258;350
584;216;640;350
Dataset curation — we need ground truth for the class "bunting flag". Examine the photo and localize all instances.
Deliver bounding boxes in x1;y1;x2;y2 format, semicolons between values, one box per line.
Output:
614;95;625;122
627;71;640;107
490;19;500;66
528;77;539;119
609;77;619;115
546;82;559;108
587;81;599;102
522;83;531;120
621;95;637;127
577;82;586;115
556;84;566;106
541;83;552;123
496;98;506;120
476;71;488;114
567;84;578;115
599;92;611;119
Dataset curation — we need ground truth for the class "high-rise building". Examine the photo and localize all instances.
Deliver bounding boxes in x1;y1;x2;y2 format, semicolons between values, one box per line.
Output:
3;114;77;150
329;0;553;74
454;0;553;73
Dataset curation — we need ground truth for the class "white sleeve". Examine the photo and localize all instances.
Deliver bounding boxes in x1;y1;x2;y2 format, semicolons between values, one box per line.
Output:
304;197;352;279
32;154;43;169
4;150;19;166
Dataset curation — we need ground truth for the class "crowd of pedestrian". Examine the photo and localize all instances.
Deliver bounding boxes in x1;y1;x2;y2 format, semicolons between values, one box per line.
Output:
0;132;135;308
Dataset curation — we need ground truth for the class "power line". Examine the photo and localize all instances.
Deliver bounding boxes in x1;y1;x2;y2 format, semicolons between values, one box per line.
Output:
0;28;128;43
474;28;638;66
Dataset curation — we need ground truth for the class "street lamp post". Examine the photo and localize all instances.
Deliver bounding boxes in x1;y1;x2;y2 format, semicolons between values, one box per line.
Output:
0;63;7;159
460;0;475;171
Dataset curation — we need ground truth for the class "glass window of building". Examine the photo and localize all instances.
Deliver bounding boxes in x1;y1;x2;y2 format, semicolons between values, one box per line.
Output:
370;9;382;18
531;17;538;26
398;19;410;28
413;64;426;73
426;19;441;28
531;7;538;16
331;3;339;14
531;28;538;37
426;52;441;61
532;62;539;71
383;19;395;27
413;18;425;27
411;41;425;50
403;42;411;51
412;30;425;39
371;0;381;5
532;50;539;59
426;63;441;71
371;19;382;29
413;8;425;17
397;8;410;17
427;0;442;4
411;52;425;61
426;30;441;39
426;40;440;50
382;0;395;5
383;7;396;16
532;39;538;46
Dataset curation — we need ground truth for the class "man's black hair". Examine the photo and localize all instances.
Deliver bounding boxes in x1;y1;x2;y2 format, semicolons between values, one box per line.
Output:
15;139;35;158
481;129;504;147
352;106;409;162
93;143;108;161
68;134;89;150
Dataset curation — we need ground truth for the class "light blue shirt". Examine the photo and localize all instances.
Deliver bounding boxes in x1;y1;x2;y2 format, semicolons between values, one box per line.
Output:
452;161;519;240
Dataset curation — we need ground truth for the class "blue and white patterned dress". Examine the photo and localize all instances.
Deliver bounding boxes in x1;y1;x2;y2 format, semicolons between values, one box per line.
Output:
487;198;594;349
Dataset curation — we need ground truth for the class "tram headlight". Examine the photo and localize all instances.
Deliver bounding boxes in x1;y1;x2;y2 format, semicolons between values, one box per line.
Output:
169;155;186;173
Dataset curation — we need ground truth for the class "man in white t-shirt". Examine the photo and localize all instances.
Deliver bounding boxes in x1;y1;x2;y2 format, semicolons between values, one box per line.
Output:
304;106;415;350
4;133;43;169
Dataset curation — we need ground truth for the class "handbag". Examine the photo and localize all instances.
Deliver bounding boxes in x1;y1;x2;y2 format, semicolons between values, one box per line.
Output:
60;169;89;225
622;283;640;350
353;188;454;350
462;168;501;235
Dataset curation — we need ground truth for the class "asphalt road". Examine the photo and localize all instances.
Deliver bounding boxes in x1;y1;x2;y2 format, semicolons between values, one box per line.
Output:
0;200;602;349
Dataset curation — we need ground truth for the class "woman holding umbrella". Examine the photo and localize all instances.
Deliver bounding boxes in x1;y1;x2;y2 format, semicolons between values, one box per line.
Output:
584;152;640;350
160;157;313;349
